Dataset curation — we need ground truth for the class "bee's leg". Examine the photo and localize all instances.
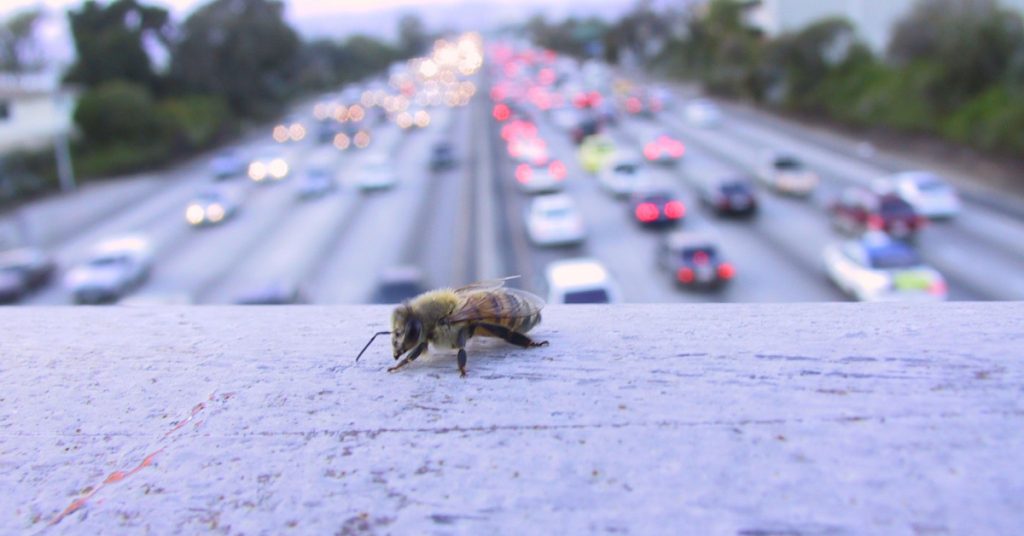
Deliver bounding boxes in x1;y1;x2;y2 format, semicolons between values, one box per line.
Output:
456;326;476;377
387;342;427;373
474;322;549;348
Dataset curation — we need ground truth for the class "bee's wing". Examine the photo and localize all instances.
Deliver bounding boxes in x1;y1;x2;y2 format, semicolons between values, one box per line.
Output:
453;275;521;295
443;288;545;325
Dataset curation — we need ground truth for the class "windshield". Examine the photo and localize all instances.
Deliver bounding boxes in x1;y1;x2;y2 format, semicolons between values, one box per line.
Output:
88;256;129;268
869;245;921;269
681;247;718;264
564;289;610;304
774;157;803;170
615;164;637;174
720;182;750;195
880;198;915;217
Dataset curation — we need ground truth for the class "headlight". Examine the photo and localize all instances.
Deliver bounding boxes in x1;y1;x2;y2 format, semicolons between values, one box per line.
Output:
249;161;267;181
186;204;205;225
269;159;288;179
206;203;226;222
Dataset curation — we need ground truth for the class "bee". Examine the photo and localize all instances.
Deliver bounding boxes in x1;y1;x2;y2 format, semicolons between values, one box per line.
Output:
355;277;548;377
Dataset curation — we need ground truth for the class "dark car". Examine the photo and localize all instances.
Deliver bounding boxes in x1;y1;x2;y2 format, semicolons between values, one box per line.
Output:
570;117;601;145
629;189;686;227
697;176;758;216
829;187;926;239
656;233;735;289
0;248;56;303
429;142;457;171
371;266;427;304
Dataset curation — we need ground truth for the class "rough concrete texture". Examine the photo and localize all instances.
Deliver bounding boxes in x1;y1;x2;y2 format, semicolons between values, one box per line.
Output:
2;303;1022;534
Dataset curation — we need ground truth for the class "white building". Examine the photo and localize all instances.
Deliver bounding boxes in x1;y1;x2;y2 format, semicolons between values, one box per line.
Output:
746;0;1024;52
0;73;75;155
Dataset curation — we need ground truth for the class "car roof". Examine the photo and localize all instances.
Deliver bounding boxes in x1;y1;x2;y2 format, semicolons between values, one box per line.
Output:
532;194;574;210
546;258;611;288
665;232;717;250
94;235;149;254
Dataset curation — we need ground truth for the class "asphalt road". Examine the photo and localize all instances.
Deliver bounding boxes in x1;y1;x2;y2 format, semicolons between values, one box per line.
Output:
9;78;1024;305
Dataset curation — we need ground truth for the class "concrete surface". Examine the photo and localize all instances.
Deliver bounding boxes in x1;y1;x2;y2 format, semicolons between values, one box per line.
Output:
2;303;1022;534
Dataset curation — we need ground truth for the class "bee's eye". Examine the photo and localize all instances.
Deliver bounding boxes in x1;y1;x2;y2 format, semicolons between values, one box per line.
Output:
407;321;421;341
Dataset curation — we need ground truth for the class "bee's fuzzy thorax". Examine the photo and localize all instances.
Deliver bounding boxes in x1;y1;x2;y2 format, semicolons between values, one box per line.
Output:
409;288;460;323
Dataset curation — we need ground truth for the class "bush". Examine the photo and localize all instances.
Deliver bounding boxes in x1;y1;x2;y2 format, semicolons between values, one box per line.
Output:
73;81;172;146
158;95;234;151
72;141;172;179
943;86;1024;154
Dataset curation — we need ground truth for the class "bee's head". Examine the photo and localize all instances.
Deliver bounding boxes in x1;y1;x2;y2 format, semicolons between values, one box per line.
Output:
390;304;424;359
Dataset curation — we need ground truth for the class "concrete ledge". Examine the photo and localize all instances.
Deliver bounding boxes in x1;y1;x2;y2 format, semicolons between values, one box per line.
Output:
2;304;1022;533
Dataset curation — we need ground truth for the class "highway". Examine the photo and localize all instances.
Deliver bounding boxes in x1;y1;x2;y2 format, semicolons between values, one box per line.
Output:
6;61;1024;306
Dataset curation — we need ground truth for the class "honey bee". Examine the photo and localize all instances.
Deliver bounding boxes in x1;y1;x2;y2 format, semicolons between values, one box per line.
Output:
356;277;548;376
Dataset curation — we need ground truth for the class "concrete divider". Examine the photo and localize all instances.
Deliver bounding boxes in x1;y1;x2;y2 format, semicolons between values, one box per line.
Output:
2;303;1021;533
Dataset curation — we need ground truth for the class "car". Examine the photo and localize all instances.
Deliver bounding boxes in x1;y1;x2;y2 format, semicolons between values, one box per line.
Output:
64;236;152;304
757;153;819;196
695;176;758;216
295;167;337;199
371;266;427;303
570;116;602;145
545;258;621;304
429;142;457;171
185;187;240;226
597;157;651;197
829;187;926;239
0;248;56;302
248;154;289;182
209;149;246;179
642;134;685;164
515;160;567;194
356;154;398;190
823;233;947;302
657;232;735;289
508;135;549;165
526;194;586;247
884;171;960;219
233;281;307;305
629;188;686;227
578;135;616;173
684;99;722;127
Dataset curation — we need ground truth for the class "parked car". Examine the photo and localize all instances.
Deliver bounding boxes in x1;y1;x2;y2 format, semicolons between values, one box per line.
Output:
695;175;758;216
598;157;651;198
526;194;586;247
545;258;621;304
884;171;961;219
829;187;926;239
757;152;819;196
185;187;240;226
295;167;337;199
823;233;947;302
657;232;735;289
0;248;56;302
629;188;686;227
371;266;427;303
515;160;567;194
64;236;153;304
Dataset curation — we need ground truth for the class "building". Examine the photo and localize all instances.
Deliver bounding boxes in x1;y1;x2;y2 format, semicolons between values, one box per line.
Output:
745;0;1024;52
0;73;75;155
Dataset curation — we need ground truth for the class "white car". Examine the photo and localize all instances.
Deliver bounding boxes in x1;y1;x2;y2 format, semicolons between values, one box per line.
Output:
185;187;240;226
684;99;722;127
757;153;819;196
823;233;947;302
64;236;153;304
887;171;960;219
248;154;289;182
545;258;621;304
295;167;337;199
597;158;650;197
209;149;246;179
515;160;567;194
356;154;397;190
526;194;586;247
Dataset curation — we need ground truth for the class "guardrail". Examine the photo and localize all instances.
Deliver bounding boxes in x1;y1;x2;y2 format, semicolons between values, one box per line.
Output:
2;303;1020;533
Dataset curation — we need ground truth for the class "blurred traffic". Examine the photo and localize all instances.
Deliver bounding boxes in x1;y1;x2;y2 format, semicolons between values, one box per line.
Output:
2;34;1024;306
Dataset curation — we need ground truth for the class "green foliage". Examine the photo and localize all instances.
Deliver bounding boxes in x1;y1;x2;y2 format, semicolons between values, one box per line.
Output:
64;0;171;92
943;86;1024;153
397;14;429;58
170;0;300;118
0;8;44;73
158;95;234;150
527;15;611;59
73;81;170;146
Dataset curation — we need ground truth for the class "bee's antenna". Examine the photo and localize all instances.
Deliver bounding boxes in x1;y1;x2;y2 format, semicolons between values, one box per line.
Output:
355;331;392;362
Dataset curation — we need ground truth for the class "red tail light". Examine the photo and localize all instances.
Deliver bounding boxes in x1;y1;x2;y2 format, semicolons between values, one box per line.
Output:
635;202;660;223
515;164;532;184
493;104;511;121
867;214;885;230
643;145;659;161
928;279;947;296
717;263;735;280
677;267;694;283
626;97;641;114
548;160;566;180
915;216;929;228
668;141;685;158
664;200;685;219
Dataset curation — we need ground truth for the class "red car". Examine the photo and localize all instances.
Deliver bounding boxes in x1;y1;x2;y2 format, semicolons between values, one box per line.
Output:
643;135;685;164
830;187;926;239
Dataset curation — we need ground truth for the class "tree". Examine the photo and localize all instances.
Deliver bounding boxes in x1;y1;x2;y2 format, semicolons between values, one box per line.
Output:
0;8;44;73
64;0;172;91
887;0;1024;110
397;14;428;58
169;0;300;118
